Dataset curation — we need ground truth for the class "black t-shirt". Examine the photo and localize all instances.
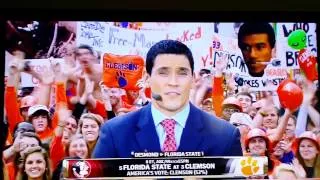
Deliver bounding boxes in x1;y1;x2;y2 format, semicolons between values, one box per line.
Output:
305;166;314;178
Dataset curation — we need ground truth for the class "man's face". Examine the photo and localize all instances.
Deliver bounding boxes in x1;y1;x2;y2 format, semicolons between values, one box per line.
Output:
76;48;94;69
285;118;296;139
248;137;267;155
20;107;30;120
241;33;273;77
149;54;193;116
108;88;122;105
262;107;279;129
237;95;252;113
273;142;285;158
248;108;257;120
201;101;213;114
222;105;240;121
65;117;77;134
31;113;48;133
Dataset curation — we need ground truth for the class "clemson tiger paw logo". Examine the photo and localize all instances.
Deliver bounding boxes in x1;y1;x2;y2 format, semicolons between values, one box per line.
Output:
240;157;259;176
116;71;127;88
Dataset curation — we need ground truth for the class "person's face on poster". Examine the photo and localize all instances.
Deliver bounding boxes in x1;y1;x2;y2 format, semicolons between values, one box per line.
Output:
149;54;193;116
241;33;272;77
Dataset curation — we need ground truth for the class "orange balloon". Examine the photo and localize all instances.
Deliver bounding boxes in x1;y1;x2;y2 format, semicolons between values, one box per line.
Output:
277;79;303;110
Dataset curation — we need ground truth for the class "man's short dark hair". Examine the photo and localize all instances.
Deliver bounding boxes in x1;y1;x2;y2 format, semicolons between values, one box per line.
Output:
238;23;276;50
29;110;51;128
146;40;194;75
76;44;94;56
236;91;253;102
199;68;211;76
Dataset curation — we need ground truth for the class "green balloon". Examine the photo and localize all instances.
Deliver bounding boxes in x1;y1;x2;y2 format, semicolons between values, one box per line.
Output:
288;29;307;50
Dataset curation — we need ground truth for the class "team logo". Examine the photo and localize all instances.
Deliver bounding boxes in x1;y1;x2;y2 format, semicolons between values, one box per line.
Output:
72;160;91;178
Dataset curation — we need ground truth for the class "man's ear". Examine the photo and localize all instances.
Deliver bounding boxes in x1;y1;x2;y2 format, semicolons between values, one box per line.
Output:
145;73;151;88
192;72;196;87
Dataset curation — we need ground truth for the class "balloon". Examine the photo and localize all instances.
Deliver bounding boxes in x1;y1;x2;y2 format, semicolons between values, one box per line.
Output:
288;30;307;50
277;79;303;110
298;49;318;81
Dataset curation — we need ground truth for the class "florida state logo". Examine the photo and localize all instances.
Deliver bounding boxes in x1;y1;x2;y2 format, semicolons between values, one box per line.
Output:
72;160;91;178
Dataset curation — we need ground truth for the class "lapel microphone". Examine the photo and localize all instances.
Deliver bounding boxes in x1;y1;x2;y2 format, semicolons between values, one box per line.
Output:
151;92;162;101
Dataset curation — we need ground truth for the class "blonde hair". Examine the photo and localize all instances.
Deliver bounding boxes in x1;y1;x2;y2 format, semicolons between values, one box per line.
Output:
78;113;103;134
18;146;51;180
273;163;301;179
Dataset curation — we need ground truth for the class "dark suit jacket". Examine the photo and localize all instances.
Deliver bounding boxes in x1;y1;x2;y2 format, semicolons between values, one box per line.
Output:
93;103;242;158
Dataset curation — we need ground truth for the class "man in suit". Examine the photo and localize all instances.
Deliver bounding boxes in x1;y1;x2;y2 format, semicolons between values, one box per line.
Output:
93;40;242;158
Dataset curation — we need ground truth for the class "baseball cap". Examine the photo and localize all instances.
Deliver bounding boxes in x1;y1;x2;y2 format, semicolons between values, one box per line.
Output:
28;104;49;117
230;112;254;129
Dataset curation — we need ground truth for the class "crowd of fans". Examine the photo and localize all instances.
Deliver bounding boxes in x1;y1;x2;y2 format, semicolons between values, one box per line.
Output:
2;40;320;179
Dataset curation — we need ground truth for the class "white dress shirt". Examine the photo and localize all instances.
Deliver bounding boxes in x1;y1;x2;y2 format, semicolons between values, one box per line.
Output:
151;103;190;150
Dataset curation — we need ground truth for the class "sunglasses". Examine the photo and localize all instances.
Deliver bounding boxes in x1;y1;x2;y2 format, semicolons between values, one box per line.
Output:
223;108;240;113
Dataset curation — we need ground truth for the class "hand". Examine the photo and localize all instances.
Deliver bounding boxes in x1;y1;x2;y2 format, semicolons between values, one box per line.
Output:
279;140;292;153
8;58;24;75
193;74;203;90
53;61;69;83
69;96;80;104
41;69;55;85
57;105;72;127
136;78;147;89
12;132;23;153
84;75;95;95
225;73;237;92
201;74;213;89
49;57;62;74
99;81;112;111
292;158;306;178
12;50;25;59
302;80;316;104
256;103;273;116
213;57;228;76
137;82;147;99
99;81;110;101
